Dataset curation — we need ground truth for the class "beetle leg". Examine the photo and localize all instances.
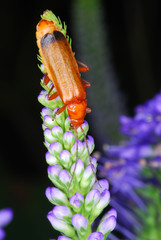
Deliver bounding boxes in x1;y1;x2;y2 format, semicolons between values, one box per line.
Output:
77;60;89;72
86;107;91;113
56;105;66;114
82;79;91;89
48;87;58;100
52;105;66;121
43;74;51;85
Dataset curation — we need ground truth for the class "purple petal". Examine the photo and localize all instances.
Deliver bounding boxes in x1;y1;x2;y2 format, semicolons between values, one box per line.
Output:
72;214;88;231
0;209;13;228
88;232;103;240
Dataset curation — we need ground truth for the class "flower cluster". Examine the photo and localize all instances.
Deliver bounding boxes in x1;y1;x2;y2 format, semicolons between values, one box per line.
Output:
0;208;13;240
99;92;161;239
38;78;116;239
37;9;117;240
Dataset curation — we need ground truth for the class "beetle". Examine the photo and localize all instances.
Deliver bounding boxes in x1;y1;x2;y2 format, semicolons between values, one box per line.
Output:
36;17;99;190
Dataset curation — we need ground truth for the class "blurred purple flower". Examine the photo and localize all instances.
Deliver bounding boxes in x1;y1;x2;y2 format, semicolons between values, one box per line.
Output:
99;92;161;239
0;208;13;240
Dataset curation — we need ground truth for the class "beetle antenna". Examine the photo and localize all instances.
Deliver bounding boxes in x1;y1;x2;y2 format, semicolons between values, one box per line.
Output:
80;125;101;188
67;127;79;192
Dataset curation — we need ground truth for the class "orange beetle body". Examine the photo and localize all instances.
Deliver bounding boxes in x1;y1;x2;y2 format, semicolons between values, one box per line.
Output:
36;19;90;128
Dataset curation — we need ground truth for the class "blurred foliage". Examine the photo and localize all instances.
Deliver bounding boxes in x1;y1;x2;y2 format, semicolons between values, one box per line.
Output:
136;168;161;240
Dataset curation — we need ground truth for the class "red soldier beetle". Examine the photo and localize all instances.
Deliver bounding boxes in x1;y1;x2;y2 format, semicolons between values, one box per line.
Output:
36;16;100;191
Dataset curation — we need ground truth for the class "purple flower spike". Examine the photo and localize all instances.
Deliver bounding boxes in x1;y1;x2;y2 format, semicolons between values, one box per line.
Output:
53;206;73;221
88;232;103;240
57;236;72;240
72;214;88;231
98;216;116;234
93;179;109;193
0;209;13;228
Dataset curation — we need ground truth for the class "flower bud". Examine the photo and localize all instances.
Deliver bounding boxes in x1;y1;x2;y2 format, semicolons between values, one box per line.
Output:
47;211;75;238
60;150;73;169
70;159;84;182
77;120;89;140
47;165;63;188
0;228;5;240
49;142;63;159
72;214;88;233
63;132;75;151
69;193;84;213
89;189;110;222
0;208;13;227
65;117;71;131
38;90;47;106
44;115;57;128
101;208;117;223
53;205;73;223
71;140;84;161
45;151;59;165
44;128;57;144
88;232;103;240
85;189;100;212
41;107;53;117
58;169;71;189
54;107;66;126
80;164;95;188
51;126;64;143
92;179;109;192
45;187;69;206
97;216;116;235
